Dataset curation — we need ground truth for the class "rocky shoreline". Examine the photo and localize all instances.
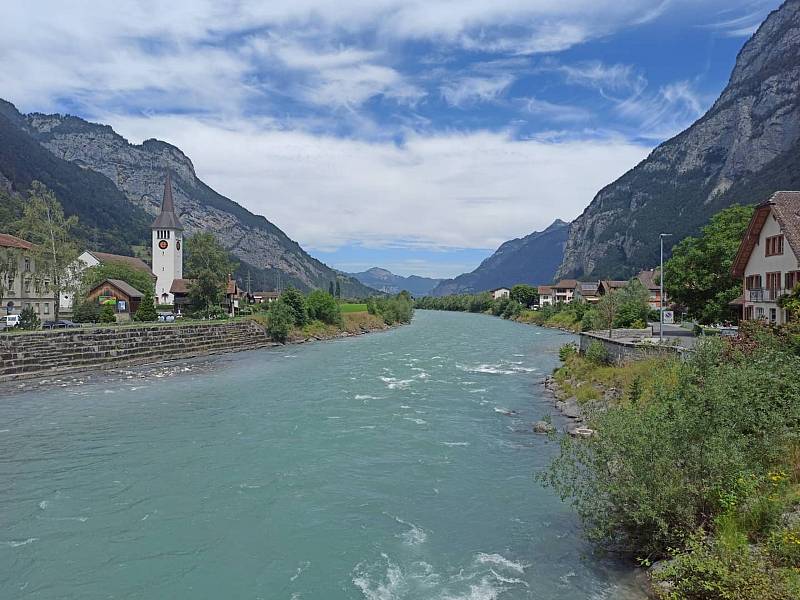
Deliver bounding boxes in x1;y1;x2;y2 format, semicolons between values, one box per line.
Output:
532;374;612;438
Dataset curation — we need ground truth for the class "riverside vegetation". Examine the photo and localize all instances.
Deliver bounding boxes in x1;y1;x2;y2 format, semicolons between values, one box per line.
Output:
540;322;800;599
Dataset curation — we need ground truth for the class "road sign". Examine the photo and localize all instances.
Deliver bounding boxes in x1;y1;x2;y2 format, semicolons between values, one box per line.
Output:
662;310;674;324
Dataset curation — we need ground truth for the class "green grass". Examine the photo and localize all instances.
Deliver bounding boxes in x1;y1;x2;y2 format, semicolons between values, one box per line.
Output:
339;303;368;313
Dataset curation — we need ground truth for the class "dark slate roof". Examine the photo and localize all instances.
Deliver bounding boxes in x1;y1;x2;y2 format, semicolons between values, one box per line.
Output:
88;251;153;276
732;191;800;277
151;172;184;231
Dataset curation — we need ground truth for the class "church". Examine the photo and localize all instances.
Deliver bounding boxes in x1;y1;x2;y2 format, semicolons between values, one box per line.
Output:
152;173;184;306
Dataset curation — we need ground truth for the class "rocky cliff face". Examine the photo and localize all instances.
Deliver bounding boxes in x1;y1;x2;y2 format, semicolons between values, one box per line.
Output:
430;219;569;296
558;0;800;279
6;104;372;295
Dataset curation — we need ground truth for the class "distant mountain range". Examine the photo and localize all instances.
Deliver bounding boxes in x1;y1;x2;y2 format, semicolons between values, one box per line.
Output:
346;267;442;297
0;99;374;296
429;219;569;296
558;0;800;279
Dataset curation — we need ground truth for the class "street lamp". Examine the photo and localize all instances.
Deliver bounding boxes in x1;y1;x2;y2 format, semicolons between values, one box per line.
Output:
660;233;673;343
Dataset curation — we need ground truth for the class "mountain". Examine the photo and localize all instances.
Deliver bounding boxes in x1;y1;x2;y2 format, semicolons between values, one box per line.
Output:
347;267;442;296
558;0;800;279
0;99;374;296
429;219;569;296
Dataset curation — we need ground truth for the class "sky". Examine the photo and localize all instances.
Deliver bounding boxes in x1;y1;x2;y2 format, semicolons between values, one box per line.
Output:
0;0;784;278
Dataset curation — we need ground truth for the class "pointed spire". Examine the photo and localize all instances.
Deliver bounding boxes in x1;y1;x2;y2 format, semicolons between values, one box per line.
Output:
151;171;184;230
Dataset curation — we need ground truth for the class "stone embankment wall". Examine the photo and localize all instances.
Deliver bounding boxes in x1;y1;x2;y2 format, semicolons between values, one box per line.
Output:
0;320;274;383
579;331;688;364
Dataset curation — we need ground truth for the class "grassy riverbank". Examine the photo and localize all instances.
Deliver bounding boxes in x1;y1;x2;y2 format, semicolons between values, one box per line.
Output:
541;324;800;598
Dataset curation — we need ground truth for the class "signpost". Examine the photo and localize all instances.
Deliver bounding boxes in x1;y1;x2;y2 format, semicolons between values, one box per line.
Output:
662;310;674;325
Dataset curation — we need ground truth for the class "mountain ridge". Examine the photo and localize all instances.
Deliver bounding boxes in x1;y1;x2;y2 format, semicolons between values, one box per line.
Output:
347;267;442;296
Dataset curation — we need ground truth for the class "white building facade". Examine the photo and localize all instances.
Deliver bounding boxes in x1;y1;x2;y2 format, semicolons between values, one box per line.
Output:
491;288;510;300
732;191;800;325
151;173;184;305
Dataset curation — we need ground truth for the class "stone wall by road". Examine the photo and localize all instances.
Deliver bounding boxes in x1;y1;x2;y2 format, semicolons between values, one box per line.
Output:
0;320;274;383
579;331;688;364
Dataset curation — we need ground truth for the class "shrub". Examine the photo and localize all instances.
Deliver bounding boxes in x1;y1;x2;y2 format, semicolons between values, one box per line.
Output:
630;318;647;329
585;340;610;366
559;343;578;362
267;301;294;342
205;305;228;320
133;291;158;322
767;523;800;568
280;288;308;326
18;306;40;330
99;304;116;324
306;290;341;325
73;301;100;323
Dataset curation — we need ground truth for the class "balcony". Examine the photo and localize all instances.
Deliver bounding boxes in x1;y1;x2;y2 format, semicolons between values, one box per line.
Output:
747;288;787;302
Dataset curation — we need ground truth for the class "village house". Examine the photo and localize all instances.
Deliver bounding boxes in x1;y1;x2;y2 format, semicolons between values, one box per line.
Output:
636;269;665;309
0;233;56;320
252;291;281;305
62;250;154;312
538;285;554;306
732;191;800;325
491;287;511;300
573;281;600;304
86;278;144;322
552;279;577;303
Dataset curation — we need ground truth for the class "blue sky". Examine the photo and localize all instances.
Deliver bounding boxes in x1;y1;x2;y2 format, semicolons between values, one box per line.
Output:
0;0;783;278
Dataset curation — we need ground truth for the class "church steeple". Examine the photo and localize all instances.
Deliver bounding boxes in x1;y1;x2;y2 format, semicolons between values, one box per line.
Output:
152;172;183;231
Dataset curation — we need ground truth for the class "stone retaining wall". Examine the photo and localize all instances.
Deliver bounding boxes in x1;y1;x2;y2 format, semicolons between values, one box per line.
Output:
0;320;274;383
579;331;688;364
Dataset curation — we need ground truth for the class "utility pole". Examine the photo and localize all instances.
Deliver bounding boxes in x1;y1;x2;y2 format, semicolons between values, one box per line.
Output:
246;270;252;295
660;233;673;343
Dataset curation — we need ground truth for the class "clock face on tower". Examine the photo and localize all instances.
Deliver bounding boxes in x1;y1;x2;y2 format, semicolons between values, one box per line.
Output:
159;240;169;250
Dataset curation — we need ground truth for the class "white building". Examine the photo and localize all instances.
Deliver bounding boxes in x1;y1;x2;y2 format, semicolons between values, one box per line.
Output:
732;191;800;325
538;286;554;306
152;173;184;305
491;288;511;300
61;250;153;311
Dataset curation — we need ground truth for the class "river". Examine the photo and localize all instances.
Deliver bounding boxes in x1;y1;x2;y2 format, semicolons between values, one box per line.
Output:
0;310;645;599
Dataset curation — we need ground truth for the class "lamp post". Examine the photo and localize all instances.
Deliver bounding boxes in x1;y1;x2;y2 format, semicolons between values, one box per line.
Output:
660;233;673;343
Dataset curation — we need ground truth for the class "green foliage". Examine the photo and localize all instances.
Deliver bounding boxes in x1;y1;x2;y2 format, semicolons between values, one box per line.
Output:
206;305;228;320
559;343;578;362
584;340;611;366
279;288;309;327
18;306;40;330
266;301;294;343
189;270;225;316
664;205;754;324
306;290;341;325
510;284;538;307
80;262;154;299
613;278;651;328
414;292;493;313
99;304;116;324
72;301;100;323
133;290;158;322
371;292;414;325
541;339;800;560
501;299;522;319
340;303;368;313
185;232;236;315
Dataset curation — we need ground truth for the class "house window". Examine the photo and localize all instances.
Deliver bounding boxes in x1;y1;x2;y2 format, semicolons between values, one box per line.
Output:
24;257;30;272
756;306;765;319
745;275;762;289
770;308;777;323
44;303;50;315
24;278;30;293
786;271;800;290
766;271;782;290
744;305;754;320
35;303;39;313
766;235;784;257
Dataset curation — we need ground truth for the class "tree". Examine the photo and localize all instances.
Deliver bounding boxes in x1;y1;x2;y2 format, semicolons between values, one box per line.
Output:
133;290;158;322
510;284;538;308
664;205;755;324
306;289;342;325
80;262;154;300
614;278;651;328
596;290;622;337
99;303;116;324
279;288;308;326
328;281;335;296
184;233;235;316
267;301;294;342
335;279;342;299
18;305;40;330
73;301;100;323
18;182;80;321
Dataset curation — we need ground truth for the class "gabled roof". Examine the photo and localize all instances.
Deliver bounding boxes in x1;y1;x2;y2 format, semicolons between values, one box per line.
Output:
577;281;599;293
732;191;800;278
553;279;578;290
0;233;33;250
91;278;144;299
170;278;193;294
538;285;553;294
151;172;184;231
87;251;153;276
636;269;660;291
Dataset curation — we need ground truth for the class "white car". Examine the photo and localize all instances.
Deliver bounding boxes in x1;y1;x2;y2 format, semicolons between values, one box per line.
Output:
1;314;20;329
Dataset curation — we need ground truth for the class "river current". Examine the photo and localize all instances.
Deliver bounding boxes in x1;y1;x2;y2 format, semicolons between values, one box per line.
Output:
0;310;645;599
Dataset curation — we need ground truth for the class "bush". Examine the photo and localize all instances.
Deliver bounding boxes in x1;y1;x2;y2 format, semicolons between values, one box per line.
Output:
280;288;308;326
99;304;116;324
267;301;294;342
73;301;100;323
767;523;800;568
585;340;610;366
559;343;578;362
306;290;342;325
206;305;228;320
18;306;40;330
133;291;158;322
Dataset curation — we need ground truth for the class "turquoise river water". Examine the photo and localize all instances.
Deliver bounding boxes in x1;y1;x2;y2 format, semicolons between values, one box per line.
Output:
0;310;646;599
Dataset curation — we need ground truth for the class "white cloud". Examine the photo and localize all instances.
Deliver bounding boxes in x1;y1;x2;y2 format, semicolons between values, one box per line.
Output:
440;75;515;108
616;80;708;139
557;61;648;99
106;114;650;252
523;98;592;122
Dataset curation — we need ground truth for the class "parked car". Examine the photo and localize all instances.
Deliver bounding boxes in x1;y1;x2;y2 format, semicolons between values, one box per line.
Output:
42;320;81;329
157;312;176;322
0;314;20;330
